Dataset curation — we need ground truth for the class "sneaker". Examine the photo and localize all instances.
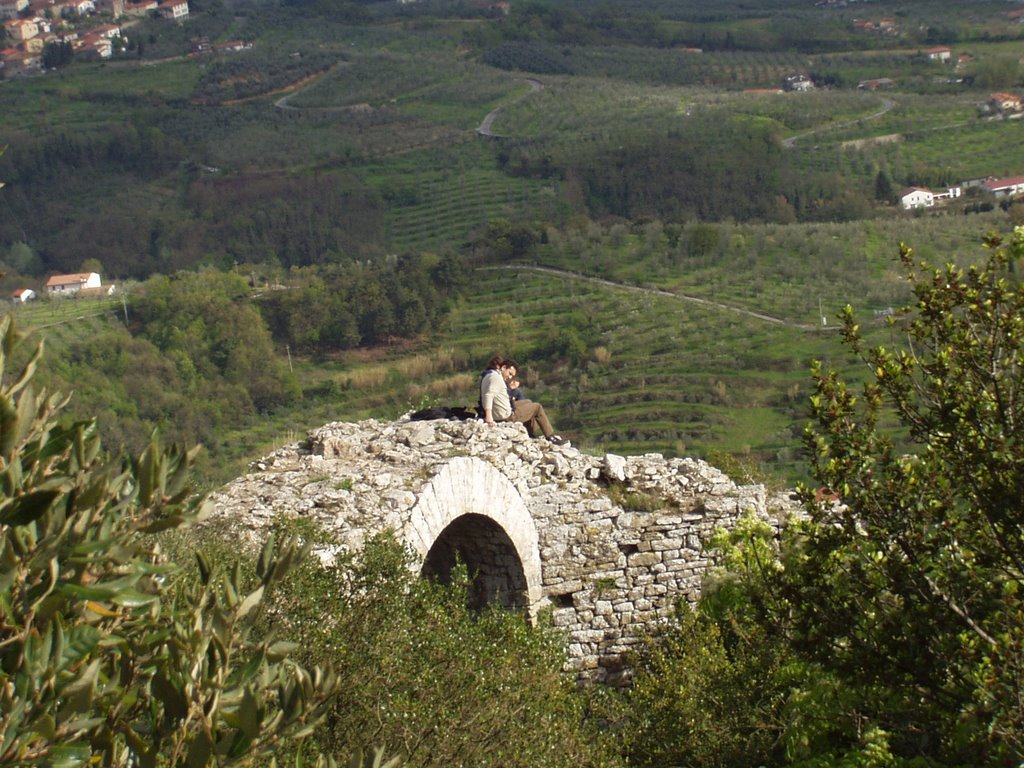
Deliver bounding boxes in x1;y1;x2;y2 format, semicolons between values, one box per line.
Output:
547;435;569;447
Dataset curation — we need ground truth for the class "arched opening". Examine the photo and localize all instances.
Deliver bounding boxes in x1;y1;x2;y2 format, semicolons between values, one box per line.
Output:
421;513;529;612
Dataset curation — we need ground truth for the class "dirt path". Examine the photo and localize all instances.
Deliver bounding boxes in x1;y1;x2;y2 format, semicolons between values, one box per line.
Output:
477;78;543;137
272;63;356;110
482;264;840;331
783;96;896;148
215;65;335;107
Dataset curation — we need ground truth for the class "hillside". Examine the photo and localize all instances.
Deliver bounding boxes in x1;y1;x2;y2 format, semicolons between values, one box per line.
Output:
4;2;1024;766
6;210;1006;490
0;0;1021;486
2;0;1023;275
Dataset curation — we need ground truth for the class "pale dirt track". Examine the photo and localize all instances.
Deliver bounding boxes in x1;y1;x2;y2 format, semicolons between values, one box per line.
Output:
477;78;543;137
783;96;896;148
481;264;841;331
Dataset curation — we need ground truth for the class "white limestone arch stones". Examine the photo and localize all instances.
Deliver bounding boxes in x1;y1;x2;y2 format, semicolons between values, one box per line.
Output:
404;456;544;617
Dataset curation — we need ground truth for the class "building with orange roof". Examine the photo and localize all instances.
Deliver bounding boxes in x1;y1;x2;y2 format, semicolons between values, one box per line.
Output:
44;271;102;295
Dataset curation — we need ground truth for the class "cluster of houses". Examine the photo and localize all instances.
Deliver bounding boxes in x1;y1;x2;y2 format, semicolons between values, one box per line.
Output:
0;0;187;77
10;271;115;304
900;176;1024;210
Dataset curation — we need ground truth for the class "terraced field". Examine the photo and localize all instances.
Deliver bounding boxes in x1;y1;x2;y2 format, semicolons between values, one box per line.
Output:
569;46;814;89
441;267;849;483
374;162;561;252
785;92;1024;185
3;295;123;334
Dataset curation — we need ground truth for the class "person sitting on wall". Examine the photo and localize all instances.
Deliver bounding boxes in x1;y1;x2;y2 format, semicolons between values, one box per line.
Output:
480;356;568;446
478;354;506;417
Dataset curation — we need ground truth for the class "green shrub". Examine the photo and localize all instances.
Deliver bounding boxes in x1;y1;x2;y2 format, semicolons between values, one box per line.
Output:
0;317;342;767
605;481;664;513
625;230;1024;767
263;532;623;768
622;607;787;768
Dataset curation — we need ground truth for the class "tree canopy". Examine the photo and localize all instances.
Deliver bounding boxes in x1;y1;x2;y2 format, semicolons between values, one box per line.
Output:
625;227;1024;766
785;226;1024;761
0;316;340;766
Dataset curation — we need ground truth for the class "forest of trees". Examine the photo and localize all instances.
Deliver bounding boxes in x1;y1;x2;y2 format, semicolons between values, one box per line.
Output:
0;131;389;281
30;255;466;475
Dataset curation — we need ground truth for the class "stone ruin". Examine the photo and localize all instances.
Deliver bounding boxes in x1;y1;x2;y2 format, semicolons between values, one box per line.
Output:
208;415;800;683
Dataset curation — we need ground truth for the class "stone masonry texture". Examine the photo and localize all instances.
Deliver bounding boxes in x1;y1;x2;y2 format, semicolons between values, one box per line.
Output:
208;416;799;684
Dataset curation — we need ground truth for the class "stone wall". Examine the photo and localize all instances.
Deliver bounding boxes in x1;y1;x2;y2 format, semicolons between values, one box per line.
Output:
208;415;799;683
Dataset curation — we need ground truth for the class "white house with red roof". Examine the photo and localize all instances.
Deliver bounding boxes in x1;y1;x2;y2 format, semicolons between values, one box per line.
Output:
1;46;41;76
92;22;122;38
157;0;186;21
94;0;124;16
55;0;94;15
11;288;36;304
981;177;1024;199
4;17;39;40
74;31;111;57
926;46;952;62
122;0;150;12
900;184;962;209
900;187;934;209
45;271;101;296
122;0;154;15
990;93;1023;114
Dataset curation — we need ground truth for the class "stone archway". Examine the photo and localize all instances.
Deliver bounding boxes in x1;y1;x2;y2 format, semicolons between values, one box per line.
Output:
404;457;543;617
422;513;530;611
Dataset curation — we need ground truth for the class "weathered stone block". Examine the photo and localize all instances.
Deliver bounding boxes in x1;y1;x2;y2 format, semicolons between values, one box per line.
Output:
627;552;661;567
649;537;683;551
603;453;628;482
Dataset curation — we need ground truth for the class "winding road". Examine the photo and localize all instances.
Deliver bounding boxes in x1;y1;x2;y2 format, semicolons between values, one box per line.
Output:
273;64;351;111
476;78;544;137
782;96;897;148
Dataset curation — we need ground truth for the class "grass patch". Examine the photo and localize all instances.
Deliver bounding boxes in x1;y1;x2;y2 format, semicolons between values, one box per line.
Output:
606;482;665;513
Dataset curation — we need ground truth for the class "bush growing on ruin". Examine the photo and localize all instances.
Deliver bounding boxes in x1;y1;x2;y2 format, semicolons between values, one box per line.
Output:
257;531;623;768
621;513;799;768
